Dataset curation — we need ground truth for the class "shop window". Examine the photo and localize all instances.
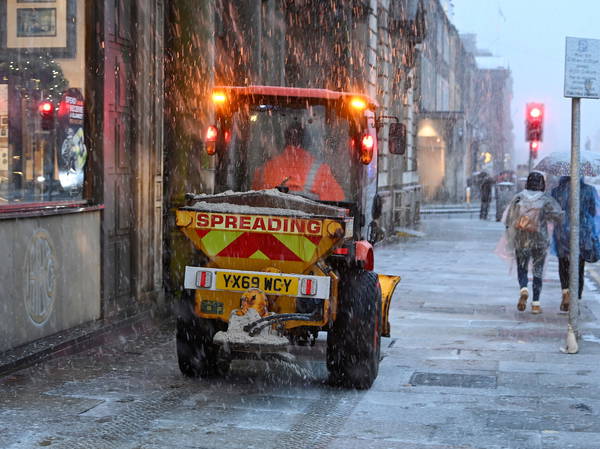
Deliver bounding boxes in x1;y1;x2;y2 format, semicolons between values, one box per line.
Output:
0;0;86;207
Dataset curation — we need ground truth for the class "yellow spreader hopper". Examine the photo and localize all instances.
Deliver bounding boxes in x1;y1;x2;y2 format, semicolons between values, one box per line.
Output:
176;189;400;389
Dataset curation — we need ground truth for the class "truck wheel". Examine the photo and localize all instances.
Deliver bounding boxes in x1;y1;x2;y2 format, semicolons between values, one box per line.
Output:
176;293;229;378
327;269;381;389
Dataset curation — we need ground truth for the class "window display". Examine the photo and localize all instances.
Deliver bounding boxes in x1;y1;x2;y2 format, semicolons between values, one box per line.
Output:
0;0;85;206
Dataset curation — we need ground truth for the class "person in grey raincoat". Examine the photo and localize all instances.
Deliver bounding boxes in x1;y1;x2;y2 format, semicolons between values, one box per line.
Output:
504;172;563;314
551;176;600;311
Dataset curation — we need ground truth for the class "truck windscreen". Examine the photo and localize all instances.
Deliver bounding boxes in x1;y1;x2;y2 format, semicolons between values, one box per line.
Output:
219;102;359;203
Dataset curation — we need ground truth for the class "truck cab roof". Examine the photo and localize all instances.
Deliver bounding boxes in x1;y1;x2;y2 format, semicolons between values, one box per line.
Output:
214;85;378;110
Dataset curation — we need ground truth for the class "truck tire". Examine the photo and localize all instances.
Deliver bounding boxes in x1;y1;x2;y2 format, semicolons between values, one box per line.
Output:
176;292;229;378
327;269;382;389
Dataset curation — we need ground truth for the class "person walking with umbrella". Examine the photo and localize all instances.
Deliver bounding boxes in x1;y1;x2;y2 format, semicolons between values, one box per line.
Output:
551;176;600;311
504;172;563;314
535;150;600;312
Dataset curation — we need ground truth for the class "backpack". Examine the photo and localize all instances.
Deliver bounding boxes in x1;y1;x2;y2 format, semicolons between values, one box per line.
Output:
514;203;541;233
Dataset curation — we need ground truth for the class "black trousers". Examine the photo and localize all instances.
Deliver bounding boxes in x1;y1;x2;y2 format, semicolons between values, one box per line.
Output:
480;200;490;219
558;256;585;299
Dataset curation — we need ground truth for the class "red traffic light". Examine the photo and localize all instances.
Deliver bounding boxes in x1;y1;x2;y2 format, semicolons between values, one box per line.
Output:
38;101;54;116
525;103;544;142
526;103;544;121
38;101;55;131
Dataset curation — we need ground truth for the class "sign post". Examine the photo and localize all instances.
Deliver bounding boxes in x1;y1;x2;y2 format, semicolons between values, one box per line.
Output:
563;36;600;353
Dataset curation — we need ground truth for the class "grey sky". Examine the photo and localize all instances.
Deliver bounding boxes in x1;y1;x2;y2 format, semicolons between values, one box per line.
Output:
452;0;600;165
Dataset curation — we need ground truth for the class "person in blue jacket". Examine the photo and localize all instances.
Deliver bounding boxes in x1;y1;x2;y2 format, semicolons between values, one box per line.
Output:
551;176;600;311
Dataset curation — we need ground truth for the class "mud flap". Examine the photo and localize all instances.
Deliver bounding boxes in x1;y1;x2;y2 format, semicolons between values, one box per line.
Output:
377;274;400;337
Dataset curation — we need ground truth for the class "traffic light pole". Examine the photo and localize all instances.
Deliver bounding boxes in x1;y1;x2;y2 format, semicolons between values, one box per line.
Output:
567;97;581;352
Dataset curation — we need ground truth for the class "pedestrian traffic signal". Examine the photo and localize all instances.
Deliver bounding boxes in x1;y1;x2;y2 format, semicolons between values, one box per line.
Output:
38;101;55;131
525;103;544;142
530;140;540;159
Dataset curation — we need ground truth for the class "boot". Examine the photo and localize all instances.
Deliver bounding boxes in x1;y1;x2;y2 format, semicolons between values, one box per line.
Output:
517;287;528;311
560;289;570;312
531;301;542;314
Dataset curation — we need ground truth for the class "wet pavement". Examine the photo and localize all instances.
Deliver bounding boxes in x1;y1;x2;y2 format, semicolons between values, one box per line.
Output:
2;217;600;448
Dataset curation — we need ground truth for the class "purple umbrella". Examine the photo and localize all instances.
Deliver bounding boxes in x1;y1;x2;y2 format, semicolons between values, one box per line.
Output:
534;150;600;177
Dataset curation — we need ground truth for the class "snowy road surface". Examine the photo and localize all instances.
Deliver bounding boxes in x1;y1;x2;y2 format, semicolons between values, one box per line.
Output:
2;217;600;448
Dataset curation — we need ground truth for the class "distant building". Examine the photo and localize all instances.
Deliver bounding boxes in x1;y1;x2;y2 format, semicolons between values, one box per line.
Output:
415;0;477;203
462;33;514;176
413;13;514;204
473;54;515;175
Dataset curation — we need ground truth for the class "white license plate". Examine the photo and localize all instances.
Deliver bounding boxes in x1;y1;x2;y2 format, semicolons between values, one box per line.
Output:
184;267;330;299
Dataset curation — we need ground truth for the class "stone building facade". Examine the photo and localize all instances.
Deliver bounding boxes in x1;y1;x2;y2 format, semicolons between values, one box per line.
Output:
414;3;513;204
376;0;425;231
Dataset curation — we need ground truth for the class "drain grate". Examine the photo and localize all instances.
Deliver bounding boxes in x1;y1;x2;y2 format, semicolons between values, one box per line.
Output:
410;372;497;389
274;387;366;449
45;389;190;449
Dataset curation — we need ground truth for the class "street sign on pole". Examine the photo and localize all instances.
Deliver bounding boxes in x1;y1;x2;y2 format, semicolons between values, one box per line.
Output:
565;37;600;99
562;36;600;353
